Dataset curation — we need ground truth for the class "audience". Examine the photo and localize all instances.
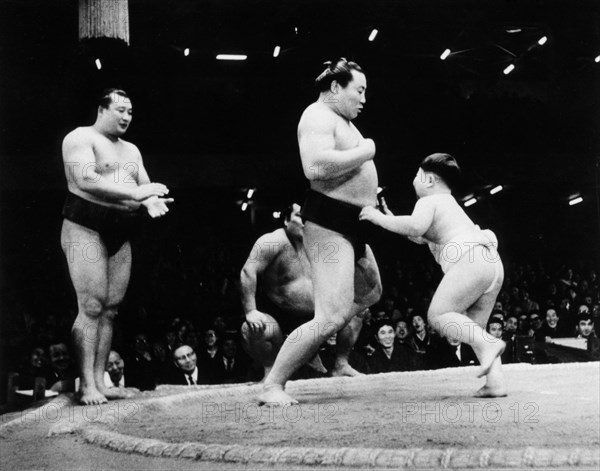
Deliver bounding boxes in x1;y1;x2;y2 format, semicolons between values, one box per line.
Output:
3;256;598;405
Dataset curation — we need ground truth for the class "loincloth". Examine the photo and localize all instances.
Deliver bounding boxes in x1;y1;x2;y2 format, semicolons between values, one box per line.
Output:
429;229;502;294
300;189;368;260
62;192;141;256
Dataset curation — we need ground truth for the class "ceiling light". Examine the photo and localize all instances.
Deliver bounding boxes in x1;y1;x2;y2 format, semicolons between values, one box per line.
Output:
216;54;247;61
95;58;102;70
273;46;280;58
537;36;548;46
464;198;477;207
490;185;503;195
569;196;583;206
247;188;255;198
368;29;378;42
184;48;190;56
241;202;248;211
503;64;515;75
440;49;451;60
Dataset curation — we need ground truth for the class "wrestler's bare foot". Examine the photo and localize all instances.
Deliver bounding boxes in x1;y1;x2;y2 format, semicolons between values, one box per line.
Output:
99;386;139;400
475;357;507;397
331;362;363;377
257;384;299;406
78;387;108;405
474;384;508;398
476;339;505;378
306;354;328;374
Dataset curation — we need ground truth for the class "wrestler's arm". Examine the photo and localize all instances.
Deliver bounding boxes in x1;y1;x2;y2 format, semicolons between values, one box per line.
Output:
359;197;435;237
129;145;175;217
63;133;168;202
299;111;375;181
240;231;284;330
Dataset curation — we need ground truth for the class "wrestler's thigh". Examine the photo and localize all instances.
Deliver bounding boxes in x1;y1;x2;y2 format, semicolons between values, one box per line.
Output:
466;259;504;328
303;222;356;321
61;219;109;302
106;241;132;307
354;244;382;302
428;249;495;318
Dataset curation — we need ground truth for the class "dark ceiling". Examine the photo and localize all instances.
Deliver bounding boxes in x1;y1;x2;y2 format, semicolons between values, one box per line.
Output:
0;0;599;229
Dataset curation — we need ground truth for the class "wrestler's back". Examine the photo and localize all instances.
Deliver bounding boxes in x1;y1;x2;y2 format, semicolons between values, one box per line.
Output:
261;229;314;316
63;126;141;210
299;104;378;208
422;194;479;245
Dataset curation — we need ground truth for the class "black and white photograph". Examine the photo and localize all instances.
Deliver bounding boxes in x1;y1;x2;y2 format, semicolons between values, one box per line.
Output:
1;0;599;469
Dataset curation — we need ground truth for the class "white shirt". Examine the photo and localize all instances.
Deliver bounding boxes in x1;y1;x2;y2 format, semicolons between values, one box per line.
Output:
186;367;199;385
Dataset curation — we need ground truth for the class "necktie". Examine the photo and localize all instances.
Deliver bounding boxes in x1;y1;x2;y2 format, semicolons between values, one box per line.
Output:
187;374;196;385
227;359;233;371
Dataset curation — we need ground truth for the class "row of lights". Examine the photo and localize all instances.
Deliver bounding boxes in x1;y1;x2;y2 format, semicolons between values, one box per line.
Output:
463;186;584;208
463;185;503;207
240;188;255;212
440;34;550;76
92;27;599;68
240;185;583;217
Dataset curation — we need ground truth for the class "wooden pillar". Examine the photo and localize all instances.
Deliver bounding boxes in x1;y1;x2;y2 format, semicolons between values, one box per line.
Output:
79;0;129;44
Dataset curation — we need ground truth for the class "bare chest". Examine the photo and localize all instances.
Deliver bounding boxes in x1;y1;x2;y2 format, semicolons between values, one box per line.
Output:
92;139;139;184
334;120;362;151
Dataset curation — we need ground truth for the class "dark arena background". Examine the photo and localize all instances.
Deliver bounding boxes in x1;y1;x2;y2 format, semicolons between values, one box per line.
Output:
0;1;599;470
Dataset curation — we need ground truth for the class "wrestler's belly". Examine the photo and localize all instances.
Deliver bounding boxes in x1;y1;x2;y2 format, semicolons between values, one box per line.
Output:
266;279;314;316
311;161;378;207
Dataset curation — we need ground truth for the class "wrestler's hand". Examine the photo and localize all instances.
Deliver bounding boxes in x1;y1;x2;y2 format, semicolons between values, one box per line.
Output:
359;205;383;225
378;196;394;215
245;310;269;334
132;183;169;202
359;138;376;159
142;195;174;218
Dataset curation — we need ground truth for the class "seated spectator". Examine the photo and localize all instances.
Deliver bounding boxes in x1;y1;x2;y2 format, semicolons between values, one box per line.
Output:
528;312;544;340
46;342;77;393
162;344;210;385
538;308;569;341
517;313;530;336
367;319;412;374
592;304;600;337
429;337;478;369
17;346;51;390
576;313;596;340
407;313;430;353
212;335;250;384
520;290;540;314
105;350;126;388
575;313;599;360
504;315;518;340
486;318;514;364
125;333;158;391
394;320;410;345
406;313;432;370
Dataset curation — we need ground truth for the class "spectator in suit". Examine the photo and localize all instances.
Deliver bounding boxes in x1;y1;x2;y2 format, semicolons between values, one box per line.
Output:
163;344;209;385
430;337;478;369
213;336;249;384
125;333;158;390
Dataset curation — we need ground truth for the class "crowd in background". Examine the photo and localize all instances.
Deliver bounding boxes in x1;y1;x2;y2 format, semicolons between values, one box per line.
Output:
4;250;598;401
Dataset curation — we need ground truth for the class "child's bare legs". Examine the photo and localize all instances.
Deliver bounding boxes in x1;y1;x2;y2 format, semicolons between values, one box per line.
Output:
428;248;507;397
